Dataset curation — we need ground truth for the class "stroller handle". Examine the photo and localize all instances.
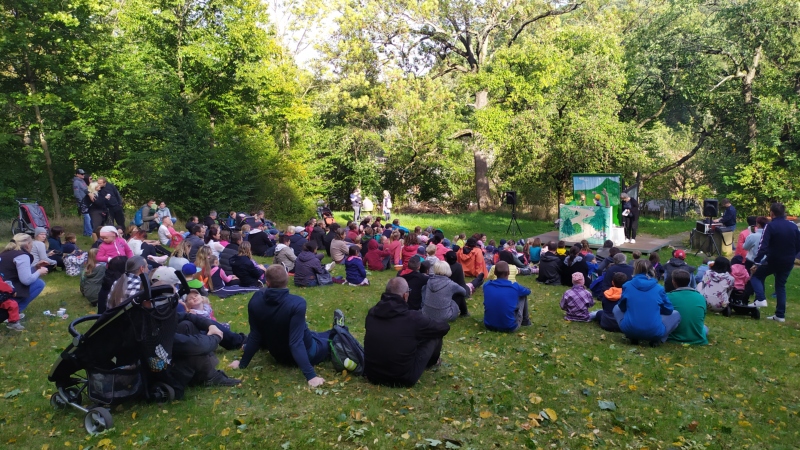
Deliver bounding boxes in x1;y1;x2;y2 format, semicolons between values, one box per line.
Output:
68;315;100;337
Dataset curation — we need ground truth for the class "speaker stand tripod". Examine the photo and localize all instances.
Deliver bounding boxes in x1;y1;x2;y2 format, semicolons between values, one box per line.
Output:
506;204;523;237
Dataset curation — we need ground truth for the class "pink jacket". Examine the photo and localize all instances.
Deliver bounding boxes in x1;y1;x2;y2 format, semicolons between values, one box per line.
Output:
731;264;750;290
97;237;133;263
435;243;449;261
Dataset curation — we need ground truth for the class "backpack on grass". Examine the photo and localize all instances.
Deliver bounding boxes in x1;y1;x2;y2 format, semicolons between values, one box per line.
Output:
328;324;365;376
133;205;145;226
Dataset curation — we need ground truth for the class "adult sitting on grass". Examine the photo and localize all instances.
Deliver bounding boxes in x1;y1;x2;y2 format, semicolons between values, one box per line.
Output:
273;234;297;273
664;249;696;292
422;261;469;321
228;265;345;388
219;231;242;275
561;244;589;287
667;270;708;345
0;234;48;314
613;260;681;347
536;242;562;285
186;225;205;263
329;228;351;268
106;256;149;310
294;242;326;287
167;240;192;272
602;253;633;290
229;241;266;288
456;237;488;278
483;261;531;332
247;222;274;257
158;217;180;247
364;277;450;387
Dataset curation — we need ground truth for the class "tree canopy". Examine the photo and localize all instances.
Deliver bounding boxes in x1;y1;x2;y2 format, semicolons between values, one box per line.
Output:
2;0;799;220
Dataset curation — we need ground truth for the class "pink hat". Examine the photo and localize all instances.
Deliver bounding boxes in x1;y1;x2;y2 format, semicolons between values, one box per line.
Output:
571;272;585;285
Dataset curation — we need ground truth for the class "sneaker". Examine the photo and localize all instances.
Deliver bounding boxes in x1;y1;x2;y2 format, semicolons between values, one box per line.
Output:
325;262;335;272
333;309;345;327
520;320;532;327
6;322;24;331
624;239;630;243
753;300;768;308
205;371;241;387
766;315;786;323
630;239;636;244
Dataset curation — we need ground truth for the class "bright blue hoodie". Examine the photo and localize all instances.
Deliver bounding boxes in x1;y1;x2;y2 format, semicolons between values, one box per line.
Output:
618;274;674;340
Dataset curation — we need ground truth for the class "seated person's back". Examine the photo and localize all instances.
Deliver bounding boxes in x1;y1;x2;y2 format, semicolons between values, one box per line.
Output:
667;270;708;345
364;277;450;387
484;262;531;332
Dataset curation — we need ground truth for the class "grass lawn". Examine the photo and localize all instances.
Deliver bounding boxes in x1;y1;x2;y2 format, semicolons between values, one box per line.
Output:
1;213;799;449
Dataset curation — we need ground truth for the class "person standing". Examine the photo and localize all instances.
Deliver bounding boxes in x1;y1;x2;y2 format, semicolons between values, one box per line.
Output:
382;190;392;222
750;203;800;322
97;177;125;228
350;188;362;222
620;192;639;244
72;168;92;236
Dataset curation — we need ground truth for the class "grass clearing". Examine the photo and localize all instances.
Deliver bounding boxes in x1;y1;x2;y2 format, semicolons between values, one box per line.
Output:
1;213;799;449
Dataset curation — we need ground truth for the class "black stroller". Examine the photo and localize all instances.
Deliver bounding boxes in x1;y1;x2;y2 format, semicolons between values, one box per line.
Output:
48;273;189;434
727;288;760;319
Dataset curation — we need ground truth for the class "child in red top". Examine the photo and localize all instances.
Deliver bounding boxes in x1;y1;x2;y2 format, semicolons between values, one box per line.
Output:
0;275;23;331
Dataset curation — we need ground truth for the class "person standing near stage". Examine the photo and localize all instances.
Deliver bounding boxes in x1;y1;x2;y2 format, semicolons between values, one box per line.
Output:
72;169;93;236
713;199;737;232
750;203;800;322
97;177;125;229
620;193;639;244
350;188;362;222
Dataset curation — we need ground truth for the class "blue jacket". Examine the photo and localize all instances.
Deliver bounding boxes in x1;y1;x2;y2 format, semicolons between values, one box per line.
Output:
754;216;800;268
345;256;367;284
239;288;319;380
618;274;674;340
483;278;531;331
720;205;737;227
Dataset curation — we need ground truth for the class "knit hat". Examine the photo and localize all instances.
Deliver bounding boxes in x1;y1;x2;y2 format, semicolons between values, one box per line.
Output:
584;253;595;262
182;263;200;275
34;227;47;236
499;239;507;247
572;272;585;286
674;249;686;260
100;226;118;236
125;256;147;273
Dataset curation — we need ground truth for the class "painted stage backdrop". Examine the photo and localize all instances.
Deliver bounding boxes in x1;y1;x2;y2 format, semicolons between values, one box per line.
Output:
560;174;621;244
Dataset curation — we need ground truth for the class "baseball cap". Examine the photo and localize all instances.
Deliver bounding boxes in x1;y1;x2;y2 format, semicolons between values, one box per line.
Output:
150;266;180;286
182;263;200;275
76;168;85;175
674;249;686;260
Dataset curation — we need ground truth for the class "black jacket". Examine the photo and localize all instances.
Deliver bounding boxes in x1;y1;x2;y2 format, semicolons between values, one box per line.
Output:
754;216;800;268
230;255;263;287
173;313;221;357
561;255;589;286
323;230;337;256
663;258;696;292
289;234;307;257
401;270;429;310
602;263;634;291
247;230;273;256
294;250;324;286
364;293;450;387
448;262;470;297
203;216;217;229
311;226;326;252
536;251;561;285
219;243;239;275
100;183;123;208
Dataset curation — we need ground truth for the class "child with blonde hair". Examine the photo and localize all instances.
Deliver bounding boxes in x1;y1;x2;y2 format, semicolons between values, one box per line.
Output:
425;244;439;265
183;289;218;322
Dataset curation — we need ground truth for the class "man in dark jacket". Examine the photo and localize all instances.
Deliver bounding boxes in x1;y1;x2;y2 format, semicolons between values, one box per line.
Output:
141;200;159;231
203;211;218;229
97;176;125;228
228;265;342;388
186;225;205;262
750;202;800;321
289;227;308;257
663;249;696;292
311;224;326;254
602;253;634;290
536;242;562;285
219;232;241;275
247;223;274;257
364;277;450;387
170;312;241;399
401;256;429;310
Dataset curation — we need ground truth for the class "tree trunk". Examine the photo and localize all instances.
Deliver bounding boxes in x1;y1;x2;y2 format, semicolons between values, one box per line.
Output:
473;89;491;209
743;45;762;144
25;56;61;218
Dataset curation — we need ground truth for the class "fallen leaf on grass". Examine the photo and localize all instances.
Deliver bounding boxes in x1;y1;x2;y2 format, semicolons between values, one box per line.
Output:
598;400;617;411
611;426;625;435
541;408;557;421
3;389;22;399
479;410;492;419
221;428;230;436
687;420;699;432
528;393;542;404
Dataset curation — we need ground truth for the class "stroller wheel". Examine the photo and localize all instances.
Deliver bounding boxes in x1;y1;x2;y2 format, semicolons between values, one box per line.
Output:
150;382;175;403
722;305;731;317
50;393;68;410
752;307;761;320
84;407;113;435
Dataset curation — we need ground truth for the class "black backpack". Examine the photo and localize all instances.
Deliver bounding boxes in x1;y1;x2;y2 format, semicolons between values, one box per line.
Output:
328;325;365;376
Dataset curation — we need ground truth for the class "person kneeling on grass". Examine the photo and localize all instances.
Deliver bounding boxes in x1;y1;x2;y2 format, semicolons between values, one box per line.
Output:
228;265;345;388
364;277;450;387
667;270;708;345
613;260;681;347
483;261;531;332
561;272;594;322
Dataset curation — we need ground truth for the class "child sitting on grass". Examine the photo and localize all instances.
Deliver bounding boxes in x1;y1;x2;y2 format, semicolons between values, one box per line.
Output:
585;253;598;279
631;250;642;262
0;275;23;331
556;240;567;257
62;232;79;254
527;237;542;264
345;246;369;286
649;252;665;280
694;257;710;284
425;244;439;265
697;256;735;312
590;272;626;332
580;240;592;256
561;272;594;322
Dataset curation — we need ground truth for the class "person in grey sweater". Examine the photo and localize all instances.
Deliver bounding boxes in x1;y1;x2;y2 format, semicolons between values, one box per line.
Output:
273;235;297;272
421;261;468;322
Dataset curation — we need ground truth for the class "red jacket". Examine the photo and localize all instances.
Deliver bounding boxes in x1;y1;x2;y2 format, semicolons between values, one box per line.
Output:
386;240;403;265
364;240;391;271
401;244;420;270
